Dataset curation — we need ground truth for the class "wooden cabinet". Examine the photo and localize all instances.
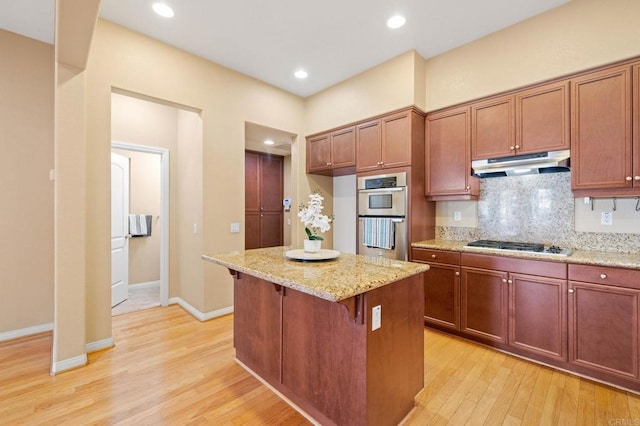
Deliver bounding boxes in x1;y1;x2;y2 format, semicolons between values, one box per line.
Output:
460;253;567;361
356;109;423;172
571;64;635;196
307;126;356;176
471;81;570;161
471;95;514;160
411;248;461;330
634;63;640;189
568;264;640;382
244;151;283;249
425;106;479;200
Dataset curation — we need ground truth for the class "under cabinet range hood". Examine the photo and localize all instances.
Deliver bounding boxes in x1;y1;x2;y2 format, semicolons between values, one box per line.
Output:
472;149;570;178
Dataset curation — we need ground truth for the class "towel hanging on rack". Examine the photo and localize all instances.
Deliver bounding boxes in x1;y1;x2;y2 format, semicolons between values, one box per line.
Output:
129;214;152;237
362;217;395;250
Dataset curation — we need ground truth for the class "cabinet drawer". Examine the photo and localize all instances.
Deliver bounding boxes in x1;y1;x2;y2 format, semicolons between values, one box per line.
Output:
461;253;566;279
412;248;460;265
569;264;640;290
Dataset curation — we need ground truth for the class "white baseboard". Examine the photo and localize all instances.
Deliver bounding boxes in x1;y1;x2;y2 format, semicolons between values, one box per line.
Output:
0;322;54;342
129;280;160;289
51;353;88;375
86;337;115;353
169;297;233;322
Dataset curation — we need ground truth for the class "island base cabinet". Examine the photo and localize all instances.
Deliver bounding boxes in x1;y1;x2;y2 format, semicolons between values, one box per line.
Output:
568;281;639;381
233;272;425;426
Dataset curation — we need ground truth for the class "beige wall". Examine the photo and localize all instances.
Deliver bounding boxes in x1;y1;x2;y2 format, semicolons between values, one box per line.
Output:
85;20;307;344
424;0;640;111
0;30;54;334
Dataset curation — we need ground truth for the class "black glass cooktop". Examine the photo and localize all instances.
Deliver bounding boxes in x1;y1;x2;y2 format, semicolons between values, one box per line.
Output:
467;239;545;252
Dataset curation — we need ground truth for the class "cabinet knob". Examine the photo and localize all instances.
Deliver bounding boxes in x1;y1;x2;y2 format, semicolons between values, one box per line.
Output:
626;176;633;182
260;207;264;210
327;162;331;166
515;145;520;149
568;289;575;293
455;271;460;276
502;279;507;283
431;254;436;259
635;176;640;181
600;273;607;279
507;279;513;284
510;146;515;150
466;186;470;190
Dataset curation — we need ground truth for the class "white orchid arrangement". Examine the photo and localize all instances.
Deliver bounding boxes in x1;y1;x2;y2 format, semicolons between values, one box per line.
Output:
298;191;332;241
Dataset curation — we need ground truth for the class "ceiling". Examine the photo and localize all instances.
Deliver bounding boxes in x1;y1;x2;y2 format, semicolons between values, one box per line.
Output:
1;0;569;98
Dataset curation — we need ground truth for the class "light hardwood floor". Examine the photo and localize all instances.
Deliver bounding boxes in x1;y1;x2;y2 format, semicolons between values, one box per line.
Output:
1;305;639;425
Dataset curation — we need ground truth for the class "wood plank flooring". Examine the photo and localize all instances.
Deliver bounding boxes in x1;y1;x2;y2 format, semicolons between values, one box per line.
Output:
1;305;639;425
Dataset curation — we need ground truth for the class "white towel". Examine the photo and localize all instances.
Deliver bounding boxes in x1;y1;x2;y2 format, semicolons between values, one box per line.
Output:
129;214;148;236
362;217;395;250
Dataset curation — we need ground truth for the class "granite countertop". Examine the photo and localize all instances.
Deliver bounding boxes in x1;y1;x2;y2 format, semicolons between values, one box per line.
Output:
411;239;640;269
202;246;429;302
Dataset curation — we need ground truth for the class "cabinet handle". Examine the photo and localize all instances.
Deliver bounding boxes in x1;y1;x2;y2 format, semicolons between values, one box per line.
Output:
502;279;507;283
626;176;633;182
431;254;436;259
568;289;574;293
515;145;520;149
600;273;607;279
635;176;640;181
455;272;460;276
466;185;470;190
327;162;332;166
507;279;513;284
260;207;264;210
509;146;515;150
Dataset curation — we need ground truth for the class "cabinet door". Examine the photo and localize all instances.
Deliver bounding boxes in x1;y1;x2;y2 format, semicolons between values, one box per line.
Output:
516;81;570;154
471;95;515;160
461;267;508;344
307;133;332;173
634;63;640;186
381;111;411;169
426;106;472;197
568;281;639;380
423;263;460;330
330;127;356;169
571;65;632;191
356;120;382;172
509;273;567;362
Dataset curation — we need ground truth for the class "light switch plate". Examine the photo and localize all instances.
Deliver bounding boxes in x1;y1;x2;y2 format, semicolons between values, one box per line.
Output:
230;223;240;233
372;305;381;331
601;211;613;226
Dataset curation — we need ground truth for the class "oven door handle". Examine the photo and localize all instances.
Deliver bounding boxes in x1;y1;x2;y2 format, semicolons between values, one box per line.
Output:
359;217;405;223
357;187;406;193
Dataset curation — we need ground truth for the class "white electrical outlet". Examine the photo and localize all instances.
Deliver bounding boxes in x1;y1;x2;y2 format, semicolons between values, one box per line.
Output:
193;224;198;234
454;211;461;221
230;223;240;233
372;305;381;331
601;211;613;226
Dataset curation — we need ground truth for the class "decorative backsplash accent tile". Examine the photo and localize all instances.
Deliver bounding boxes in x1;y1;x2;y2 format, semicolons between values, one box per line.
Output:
436;172;640;254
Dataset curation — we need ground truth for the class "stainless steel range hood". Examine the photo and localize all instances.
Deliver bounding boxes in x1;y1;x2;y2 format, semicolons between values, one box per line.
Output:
472;149;570;178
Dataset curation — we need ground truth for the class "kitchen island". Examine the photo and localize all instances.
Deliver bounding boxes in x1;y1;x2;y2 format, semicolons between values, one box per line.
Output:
202;246;429;426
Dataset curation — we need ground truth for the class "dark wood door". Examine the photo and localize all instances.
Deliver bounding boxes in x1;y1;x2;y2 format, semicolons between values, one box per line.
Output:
425;106;471;197
568;281;639;380
381;111;411;169
515;80;570;154
471;95;515;160
330;127;356;169
509;273;567;362
423;263;460;330
571;65;632;191
244;151;283;249
461;266;508;344
307;133;331;173
356;120;382;172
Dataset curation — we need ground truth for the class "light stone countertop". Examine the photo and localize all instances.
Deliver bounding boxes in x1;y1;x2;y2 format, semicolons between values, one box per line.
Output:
202;246;429;302
412;239;640;269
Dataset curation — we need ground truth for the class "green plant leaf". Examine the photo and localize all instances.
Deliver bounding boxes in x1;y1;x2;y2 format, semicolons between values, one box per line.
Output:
305;228;312;239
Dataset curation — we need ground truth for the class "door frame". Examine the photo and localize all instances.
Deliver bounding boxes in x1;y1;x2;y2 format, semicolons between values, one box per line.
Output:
112;141;170;307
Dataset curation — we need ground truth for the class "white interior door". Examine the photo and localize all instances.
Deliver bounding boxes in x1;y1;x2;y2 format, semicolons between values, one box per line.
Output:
111;152;130;307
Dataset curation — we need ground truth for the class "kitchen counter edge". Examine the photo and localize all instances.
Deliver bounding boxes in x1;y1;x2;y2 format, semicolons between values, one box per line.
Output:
411;240;640;269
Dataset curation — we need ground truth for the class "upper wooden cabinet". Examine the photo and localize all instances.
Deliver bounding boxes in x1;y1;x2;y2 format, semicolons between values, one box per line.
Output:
571;64;635;196
471;81;570;160
425;106;479;200
356;109;423;172
471;95;514;160
306;126;356;176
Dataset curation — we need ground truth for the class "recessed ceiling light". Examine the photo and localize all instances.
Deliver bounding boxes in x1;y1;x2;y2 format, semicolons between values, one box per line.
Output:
264;139;275;145
387;15;406;29
152;3;174;18
294;70;308;79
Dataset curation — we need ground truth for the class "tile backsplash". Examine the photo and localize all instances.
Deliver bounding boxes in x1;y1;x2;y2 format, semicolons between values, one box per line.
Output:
436;172;640;253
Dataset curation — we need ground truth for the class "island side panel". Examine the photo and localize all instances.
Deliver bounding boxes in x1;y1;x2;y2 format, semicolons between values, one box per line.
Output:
365;273;425;426
281;289;368;426
233;273;283;384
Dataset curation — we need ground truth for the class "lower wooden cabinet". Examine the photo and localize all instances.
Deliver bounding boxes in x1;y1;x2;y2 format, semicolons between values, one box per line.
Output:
460;266;508;344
